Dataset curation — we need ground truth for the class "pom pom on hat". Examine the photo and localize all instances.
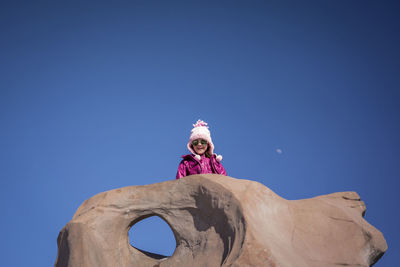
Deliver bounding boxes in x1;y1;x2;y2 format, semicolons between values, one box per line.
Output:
193;120;209;128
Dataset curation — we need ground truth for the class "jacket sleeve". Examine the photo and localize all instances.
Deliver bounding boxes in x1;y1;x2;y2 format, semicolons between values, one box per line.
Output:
214;160;227;176
176;160;187;179
218;163;227;176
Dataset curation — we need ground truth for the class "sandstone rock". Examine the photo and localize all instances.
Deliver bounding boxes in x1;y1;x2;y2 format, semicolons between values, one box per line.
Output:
55;175;387;267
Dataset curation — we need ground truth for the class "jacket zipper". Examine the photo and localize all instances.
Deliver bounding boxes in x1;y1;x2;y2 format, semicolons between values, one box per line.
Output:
191;154;216;173
192;155;203;172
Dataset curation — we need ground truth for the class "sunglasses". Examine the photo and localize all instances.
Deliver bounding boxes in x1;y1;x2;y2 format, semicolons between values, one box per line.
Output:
192;139;208;146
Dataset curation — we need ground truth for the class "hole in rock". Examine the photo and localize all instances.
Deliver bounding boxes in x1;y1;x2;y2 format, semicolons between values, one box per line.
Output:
129;215;176;259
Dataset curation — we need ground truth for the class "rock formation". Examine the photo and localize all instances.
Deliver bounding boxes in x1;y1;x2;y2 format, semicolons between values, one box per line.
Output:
55;175;387;267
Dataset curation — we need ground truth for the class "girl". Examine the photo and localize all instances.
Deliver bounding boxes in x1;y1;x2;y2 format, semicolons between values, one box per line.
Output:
176;120;227;179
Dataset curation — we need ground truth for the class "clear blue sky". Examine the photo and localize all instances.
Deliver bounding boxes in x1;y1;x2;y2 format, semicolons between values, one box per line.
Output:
1;1;398;266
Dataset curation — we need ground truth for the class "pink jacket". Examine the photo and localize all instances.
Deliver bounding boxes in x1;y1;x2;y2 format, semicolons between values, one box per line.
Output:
176;154;227;179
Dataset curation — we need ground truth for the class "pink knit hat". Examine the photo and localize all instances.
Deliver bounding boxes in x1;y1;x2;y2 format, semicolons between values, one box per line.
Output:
187;120;223;161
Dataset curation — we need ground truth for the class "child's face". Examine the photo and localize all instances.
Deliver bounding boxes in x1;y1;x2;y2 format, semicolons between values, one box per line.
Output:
192;139;208;155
